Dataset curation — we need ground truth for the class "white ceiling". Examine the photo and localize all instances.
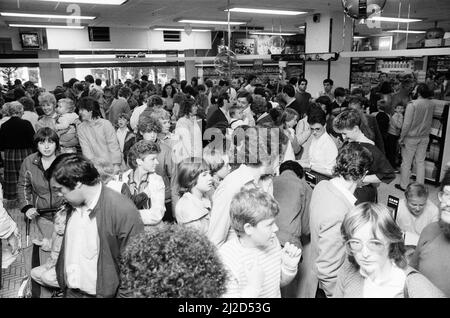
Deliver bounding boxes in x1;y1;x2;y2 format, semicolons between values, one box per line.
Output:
0;0;449;33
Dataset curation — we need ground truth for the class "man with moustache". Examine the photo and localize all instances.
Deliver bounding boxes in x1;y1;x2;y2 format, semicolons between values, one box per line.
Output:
410;169;450;297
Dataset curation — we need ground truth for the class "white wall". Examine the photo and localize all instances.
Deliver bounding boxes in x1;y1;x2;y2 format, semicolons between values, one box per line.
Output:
305;14;332;97
304;12;352;97
0;27;27;51
47;28;211;51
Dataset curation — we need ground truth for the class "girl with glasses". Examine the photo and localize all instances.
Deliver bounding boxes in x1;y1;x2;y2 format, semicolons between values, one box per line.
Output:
334;202;445;298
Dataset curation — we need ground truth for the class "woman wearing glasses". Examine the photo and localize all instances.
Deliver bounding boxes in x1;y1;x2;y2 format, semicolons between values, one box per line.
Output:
334;202;445;298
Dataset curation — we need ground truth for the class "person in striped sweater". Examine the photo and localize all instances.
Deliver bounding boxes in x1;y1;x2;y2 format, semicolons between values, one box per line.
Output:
219;188;302;298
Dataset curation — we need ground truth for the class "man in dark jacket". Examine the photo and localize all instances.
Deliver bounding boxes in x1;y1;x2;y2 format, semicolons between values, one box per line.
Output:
206;93;231;135
274;161;312;298
48;153;144;298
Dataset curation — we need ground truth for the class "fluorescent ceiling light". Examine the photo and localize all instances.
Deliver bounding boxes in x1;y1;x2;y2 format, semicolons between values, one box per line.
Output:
387;29;426;34
177;19;246;25
249;31;296;36
9;23;85;29
38;0;126;5
153;28;210;32
1;12;95;19
366;16;422;23
353;36;366;39
226;7;306;15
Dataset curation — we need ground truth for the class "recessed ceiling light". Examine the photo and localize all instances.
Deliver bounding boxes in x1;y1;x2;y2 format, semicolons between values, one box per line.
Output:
9;23;85;29
249;31;296;36
38;0;126;4
1;12;95;19
153;28;210;32
177;19;246;25
366;17;422;23
226;7;307;15
387;29;426;34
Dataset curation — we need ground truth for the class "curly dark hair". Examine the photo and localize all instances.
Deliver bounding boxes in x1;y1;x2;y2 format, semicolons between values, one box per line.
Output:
119;223;228;297
46;153;100;189
127;140;161;170
178;98;196;117
250;95;268;117
333;142;373;181
333;108;361;131
137;116;162;134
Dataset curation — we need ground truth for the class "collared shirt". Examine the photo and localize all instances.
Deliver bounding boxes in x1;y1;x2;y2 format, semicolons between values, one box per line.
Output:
330;177;357;206
116;127;129;152
242;106;255;126
64;183;102;295
361;262;406;298
308;132;338;175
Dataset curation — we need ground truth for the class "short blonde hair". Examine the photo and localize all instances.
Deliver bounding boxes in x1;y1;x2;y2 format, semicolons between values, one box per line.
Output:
58;98;75;112
38;92;57;106
230;188;279;237
4;101;24;117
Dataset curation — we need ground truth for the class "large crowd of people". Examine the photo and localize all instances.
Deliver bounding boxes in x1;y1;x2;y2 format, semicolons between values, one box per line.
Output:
0;71;449;298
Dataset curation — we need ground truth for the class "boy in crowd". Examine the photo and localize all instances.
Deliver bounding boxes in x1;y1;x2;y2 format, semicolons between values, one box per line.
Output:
228;104;246;131
219;188;302;298
385;104;405;168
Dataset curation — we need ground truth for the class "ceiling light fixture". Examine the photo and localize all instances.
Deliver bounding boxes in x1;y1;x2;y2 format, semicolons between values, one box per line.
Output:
9;23;85;29
153;28;210;32
177;19;246;25
38;0;126;5
387;29;426;34
1;12;96;19
226;7;307;15
249;31;296;36
367;17;422;23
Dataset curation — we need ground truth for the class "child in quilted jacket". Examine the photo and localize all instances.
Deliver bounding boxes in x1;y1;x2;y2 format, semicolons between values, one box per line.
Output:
55;98;80;153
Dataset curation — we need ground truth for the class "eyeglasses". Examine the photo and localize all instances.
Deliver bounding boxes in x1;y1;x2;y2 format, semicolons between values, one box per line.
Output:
310;127;323;132
345;238;386;253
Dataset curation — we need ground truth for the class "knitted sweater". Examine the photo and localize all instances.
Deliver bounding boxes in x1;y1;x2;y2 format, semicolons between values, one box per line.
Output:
333;260;445;298
400;98;435;140
410;222;450;297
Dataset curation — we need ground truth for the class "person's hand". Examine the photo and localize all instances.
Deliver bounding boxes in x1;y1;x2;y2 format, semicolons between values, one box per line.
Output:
244;259;265;291
399;139;405;147
25;208;39;220
113;164;121;175
32;238;43;246
7;231;20;255
281;242;302;270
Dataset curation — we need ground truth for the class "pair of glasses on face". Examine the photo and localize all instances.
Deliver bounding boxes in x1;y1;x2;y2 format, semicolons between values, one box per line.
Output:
345;239;386;253
310;127;322;132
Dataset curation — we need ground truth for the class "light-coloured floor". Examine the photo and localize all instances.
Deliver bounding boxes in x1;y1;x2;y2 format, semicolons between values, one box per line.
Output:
378;173;441;208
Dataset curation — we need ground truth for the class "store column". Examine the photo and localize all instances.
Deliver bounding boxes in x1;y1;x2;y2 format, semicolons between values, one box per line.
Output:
304;11;352;97
38;49;62;91
184;49;197;82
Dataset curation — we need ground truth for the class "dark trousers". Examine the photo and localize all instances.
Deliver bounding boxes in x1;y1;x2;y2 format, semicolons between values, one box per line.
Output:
65;288;96;298
162;201;175;223
385;133;400;168
315;285;327;298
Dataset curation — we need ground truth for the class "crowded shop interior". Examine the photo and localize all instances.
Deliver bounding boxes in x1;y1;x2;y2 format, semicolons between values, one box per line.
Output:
1;0;450;300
